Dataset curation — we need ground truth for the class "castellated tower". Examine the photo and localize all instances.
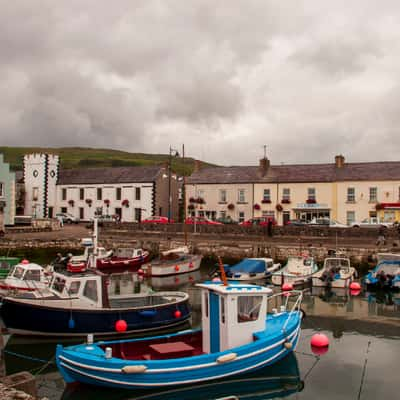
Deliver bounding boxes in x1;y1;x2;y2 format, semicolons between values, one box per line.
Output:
24;154;59;218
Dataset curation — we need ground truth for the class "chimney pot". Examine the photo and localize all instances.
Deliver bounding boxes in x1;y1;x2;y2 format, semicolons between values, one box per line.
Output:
335;155;345;168
259;158;270;177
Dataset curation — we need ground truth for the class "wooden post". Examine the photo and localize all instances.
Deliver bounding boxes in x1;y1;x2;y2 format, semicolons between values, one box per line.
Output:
217;256;228;286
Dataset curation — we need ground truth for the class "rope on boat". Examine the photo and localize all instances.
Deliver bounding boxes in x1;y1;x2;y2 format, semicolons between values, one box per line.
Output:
3;349;55;365
357;340;371;400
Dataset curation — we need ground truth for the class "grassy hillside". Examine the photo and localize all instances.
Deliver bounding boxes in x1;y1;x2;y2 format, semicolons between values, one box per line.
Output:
0;146;215;176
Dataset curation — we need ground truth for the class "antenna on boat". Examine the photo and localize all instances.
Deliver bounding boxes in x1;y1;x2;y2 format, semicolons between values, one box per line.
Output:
89;217;98;269
217;256;228;286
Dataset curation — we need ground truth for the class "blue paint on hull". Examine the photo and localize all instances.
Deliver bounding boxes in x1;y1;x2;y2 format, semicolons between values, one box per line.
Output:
56;312;301;389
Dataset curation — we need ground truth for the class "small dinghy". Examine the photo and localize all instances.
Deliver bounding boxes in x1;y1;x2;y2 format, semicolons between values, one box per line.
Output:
56;279;303;389
272;255;318;286
223;258;281;281
364;253;400;290
312;257;356;288
142;246;202;277
0;270;190;336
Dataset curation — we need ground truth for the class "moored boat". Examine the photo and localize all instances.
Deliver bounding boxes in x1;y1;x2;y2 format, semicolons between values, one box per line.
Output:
272;255;318;286
364;253;400;290
56;281;303;389
0;270;190;336
224;258;281;281
312;257;356;288
142;246;201;277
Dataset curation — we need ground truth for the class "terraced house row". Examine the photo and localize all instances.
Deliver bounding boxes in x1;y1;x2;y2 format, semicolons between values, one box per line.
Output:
185;155;400;226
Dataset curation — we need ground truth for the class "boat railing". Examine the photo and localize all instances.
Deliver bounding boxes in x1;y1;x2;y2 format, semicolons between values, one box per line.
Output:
267;290;303;333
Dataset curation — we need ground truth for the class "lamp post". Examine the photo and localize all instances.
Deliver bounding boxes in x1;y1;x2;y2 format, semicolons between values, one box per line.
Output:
168;146;179;223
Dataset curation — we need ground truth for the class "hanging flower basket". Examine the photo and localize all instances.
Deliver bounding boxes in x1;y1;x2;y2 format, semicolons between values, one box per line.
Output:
281;199;291;204
188;204;195;210
306;199;316;204
68;199;75;207
261;199;271;204
227;203;235;210
375;203;384;211
104;199;110;207
254;203;261;210
189;197;196;203
122;199;130;208
85;199;92;207
276;204;283;212
196;197;205;204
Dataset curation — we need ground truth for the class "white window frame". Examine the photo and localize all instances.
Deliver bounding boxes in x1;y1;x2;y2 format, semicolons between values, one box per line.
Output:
263;189;270;201
282;188;290;201
369;187;377;203
219;189;227;203
307;187;316;201
347;187;355;202
238;211;245;222
238;189;246;203
346;211;355;226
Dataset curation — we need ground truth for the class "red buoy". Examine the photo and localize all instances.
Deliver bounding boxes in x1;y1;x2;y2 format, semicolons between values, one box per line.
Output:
115;319;127;332
174;310;182;318
282;283;293;291
311;345;329;356
137;269;144;275
349;282;361;290
189;262;193;268
21;259;29;265
175;265;180;272
350;288;361;296
311;333;329;348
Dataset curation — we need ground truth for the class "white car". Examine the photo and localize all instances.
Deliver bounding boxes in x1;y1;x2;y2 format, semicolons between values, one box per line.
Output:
351;218;393;228
56;212;79;224
308;217;348;228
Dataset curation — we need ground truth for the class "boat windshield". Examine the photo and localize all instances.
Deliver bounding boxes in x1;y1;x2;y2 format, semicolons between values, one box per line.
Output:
24;269;41;281
52;276;67;293
11;266;25;280
325;259;350;271
376;263;400;276
238;296;263;323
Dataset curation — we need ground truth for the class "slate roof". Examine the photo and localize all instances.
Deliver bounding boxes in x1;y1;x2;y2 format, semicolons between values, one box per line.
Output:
57;166;164;185
187;161;400;184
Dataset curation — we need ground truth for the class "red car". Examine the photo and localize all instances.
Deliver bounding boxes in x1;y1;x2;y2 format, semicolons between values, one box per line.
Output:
185;217;222;225
141;216;174;224
239;217;277;226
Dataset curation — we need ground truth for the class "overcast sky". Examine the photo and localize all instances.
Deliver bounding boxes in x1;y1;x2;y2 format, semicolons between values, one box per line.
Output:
1;1;400;165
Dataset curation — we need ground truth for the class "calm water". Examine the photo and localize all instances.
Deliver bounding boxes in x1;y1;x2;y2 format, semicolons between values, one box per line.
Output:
1;262;399;400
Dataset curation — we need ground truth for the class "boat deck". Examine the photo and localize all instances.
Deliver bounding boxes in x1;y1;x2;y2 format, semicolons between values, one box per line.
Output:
108;295;174;309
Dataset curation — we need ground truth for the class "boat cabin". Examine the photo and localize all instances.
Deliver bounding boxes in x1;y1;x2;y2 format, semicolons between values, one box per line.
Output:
196;282;273;353
4;262;48;286
323;257;351;274
49;271;105;308
113;248;144;259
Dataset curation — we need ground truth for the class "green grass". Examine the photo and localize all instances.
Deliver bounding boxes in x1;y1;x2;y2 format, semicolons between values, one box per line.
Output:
0;146;216;176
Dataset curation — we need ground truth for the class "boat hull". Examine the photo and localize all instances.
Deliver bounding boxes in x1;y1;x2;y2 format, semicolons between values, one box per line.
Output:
311;276;352;288
0;296;191;337
143;255;202;277
56;312;301;389
272;273;314;286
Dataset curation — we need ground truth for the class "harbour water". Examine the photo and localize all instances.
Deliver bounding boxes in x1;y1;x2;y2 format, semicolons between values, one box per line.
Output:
1;261;399;400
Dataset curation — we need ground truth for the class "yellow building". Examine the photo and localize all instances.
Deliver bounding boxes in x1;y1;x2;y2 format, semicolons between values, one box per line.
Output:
186;155;400;225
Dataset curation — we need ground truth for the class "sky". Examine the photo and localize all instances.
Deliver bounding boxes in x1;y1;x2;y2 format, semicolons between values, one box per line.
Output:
1;0;400;166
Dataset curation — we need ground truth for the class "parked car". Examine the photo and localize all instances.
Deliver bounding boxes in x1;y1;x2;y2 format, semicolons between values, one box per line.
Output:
239;217;277;227
308;217;348;228
185;217;222;225
142;216;174;224
56;213;79;224
86;214;118;228
351;218;393;228
216;216;238;224
286;219;308;226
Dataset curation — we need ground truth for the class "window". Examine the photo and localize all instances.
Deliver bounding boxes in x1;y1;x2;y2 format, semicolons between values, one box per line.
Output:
135;187;141;200
116;187;121;201
79;188;84;200
61;207;67;213
307;188;316;201
204;292;209;318
346;211;355;226
220;210;226;219
383;211;395;222
62;188;67;201
238;211;245;223
282;188;290;201
83;280;98;302
79;207;84;220
68;281;81;295
238;189;246;203
369;187;377;202
97;188;102;201
219;189;227;203
0;182;4;197
263;189;270;202
221;297;225;324
135;208;142;222
52;277;66;293
24;269;41;281
238;296;263;323
33;187;39;201
347;187;355;202
262;210;275;218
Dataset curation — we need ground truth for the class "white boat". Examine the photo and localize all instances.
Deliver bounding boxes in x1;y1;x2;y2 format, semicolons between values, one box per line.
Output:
272;256;318;286
312;257;356;288
142;246;202;277
0;260;50;297
224;258;281;281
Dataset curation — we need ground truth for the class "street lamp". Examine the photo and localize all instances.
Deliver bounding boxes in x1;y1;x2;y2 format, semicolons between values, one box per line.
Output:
168;146;180;223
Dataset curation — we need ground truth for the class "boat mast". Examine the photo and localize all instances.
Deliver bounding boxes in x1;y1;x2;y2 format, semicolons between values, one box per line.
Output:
89;217;98;269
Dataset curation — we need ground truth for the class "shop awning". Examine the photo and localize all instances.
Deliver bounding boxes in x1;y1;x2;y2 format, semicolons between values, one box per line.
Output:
377;203;400;210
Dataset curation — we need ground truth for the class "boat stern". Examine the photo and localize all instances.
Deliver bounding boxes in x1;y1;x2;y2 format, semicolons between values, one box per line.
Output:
56;344;76;384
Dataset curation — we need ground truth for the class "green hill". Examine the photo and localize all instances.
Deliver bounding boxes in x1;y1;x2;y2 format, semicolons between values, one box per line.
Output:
0;146;215;176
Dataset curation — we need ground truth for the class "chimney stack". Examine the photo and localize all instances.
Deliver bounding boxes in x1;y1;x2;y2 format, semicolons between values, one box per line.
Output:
335;155;345;168
193;160;202;173
259;157;270;177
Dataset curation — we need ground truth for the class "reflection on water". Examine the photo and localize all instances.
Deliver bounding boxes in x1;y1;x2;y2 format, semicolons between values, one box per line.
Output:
61;352;302;400
1;263;400;400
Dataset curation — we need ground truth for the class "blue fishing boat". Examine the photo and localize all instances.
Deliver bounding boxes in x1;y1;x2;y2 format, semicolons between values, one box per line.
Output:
56;281;303;389
60;352;303;400
364;253;400;290
223;258;281;281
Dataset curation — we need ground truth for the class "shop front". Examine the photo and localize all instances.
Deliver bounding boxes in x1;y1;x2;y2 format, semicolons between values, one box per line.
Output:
376;203;400;223
293;203;331;222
